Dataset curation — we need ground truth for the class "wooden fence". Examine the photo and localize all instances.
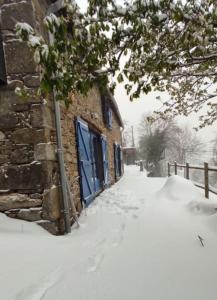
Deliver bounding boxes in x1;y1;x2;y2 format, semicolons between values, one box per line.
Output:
168;161;217;199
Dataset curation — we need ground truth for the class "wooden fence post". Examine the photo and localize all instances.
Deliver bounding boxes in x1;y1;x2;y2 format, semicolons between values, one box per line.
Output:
174;161;177;175
168;163;170;177
204;162;209;199
186;163;189;179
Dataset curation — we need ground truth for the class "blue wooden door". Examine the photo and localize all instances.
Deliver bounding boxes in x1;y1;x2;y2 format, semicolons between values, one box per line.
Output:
101;136;109;187
76;118;95;205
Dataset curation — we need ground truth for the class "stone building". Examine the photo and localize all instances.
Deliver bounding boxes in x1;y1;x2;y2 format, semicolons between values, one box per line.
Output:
0;0;124;234
123;147;137;165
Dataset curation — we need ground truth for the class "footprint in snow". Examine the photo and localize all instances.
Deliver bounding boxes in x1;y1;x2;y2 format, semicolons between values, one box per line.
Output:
112;223;126;247
15;267;61;300
87;253;105;273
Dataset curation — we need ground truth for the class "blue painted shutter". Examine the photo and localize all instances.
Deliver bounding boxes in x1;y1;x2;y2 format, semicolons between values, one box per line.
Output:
76;118;94;205
101;136;109;187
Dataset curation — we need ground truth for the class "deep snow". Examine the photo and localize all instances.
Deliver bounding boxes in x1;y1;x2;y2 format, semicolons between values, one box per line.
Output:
1;166;217;300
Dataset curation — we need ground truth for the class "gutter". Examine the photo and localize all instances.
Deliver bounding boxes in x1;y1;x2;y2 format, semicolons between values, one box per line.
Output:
53;97;71;233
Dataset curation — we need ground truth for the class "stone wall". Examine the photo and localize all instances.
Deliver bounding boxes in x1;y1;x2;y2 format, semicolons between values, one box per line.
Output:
0;0;63;234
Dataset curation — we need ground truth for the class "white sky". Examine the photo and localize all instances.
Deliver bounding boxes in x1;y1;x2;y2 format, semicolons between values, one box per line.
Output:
78;0;216;148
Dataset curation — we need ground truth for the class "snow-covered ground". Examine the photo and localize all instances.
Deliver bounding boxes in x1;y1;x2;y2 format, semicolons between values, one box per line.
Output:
1;165;217;300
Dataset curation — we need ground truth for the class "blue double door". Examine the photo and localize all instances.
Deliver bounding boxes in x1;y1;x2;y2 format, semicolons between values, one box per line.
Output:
76;118;109;206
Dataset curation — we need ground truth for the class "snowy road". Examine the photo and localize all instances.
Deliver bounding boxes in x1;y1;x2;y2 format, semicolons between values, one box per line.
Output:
1;166;217;300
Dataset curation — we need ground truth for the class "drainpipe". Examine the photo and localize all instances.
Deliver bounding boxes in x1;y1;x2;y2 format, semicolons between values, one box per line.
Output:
48;32;71;234
53;99;71;234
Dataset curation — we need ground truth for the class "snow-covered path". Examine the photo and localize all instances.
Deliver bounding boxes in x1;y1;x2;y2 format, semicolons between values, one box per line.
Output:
1;166;217;300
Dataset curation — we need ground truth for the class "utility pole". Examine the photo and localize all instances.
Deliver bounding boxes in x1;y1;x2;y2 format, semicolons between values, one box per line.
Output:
131;126;135;147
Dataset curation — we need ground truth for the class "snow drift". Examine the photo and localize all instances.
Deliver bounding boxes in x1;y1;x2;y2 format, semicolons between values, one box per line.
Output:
156;175;217;217
157;175;201;202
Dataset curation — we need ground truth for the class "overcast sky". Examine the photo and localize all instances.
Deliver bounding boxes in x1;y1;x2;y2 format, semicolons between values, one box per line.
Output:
78;0;216;147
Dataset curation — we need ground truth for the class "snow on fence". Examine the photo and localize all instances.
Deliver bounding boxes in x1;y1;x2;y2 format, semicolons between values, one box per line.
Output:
168;161;217;199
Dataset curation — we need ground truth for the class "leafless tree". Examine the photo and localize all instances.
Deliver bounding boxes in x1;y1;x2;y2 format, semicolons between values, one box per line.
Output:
122;120;134;147
167;126;203;164
138;113;203;176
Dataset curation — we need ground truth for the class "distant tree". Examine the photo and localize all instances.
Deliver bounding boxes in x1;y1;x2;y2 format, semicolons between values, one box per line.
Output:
138;114;203;176
166;125;203;180
122;120;133;147
212;136;217;165
167;126;203;163
138;114;178;176
210;135;217;187
139;130;166;163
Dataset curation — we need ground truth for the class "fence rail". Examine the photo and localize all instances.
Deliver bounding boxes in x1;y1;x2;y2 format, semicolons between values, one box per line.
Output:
168;161;217;199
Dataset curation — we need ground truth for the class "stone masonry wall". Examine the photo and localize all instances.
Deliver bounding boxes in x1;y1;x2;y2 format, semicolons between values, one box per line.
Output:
0;0;63;234
60;87;123;210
